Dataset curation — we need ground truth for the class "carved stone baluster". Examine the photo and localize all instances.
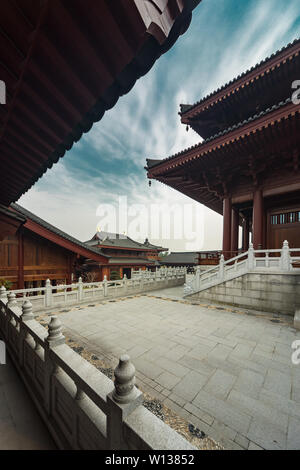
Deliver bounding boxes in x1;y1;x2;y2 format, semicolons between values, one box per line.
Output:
280;240;291;272
21;299;34;321
46;315;65;347
7;293;17;327
44;315;65;415
107;354;143;449
19;300;35;365
78;277;83;302
219;255;225;280
265;252;269;268
0;286;7;300
7;292;17;308
247;243;255;271
112;355;139;404
103;276;108;297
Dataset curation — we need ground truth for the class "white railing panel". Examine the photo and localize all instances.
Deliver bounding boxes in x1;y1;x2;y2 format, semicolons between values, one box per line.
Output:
184;241;300;296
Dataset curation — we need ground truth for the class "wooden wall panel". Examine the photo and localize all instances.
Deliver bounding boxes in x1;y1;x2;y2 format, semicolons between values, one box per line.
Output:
0;229;72;288
267;205;300;249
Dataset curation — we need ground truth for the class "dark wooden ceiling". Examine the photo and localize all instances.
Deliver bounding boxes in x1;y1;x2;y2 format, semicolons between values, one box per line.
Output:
0;0;201;206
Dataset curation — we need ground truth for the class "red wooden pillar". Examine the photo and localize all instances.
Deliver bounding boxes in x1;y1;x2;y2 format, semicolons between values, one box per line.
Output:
223;197;232;259
67;254;74;290
231;208;239;256
17;229;24;289
253;188;264;250
242;217;250;251
102;266;109;281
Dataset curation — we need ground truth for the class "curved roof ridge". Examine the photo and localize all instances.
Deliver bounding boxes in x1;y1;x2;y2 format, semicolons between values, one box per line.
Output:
180;37;300;116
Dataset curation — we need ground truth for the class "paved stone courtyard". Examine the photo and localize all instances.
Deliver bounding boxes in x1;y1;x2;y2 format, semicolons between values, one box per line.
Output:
54;287;300;450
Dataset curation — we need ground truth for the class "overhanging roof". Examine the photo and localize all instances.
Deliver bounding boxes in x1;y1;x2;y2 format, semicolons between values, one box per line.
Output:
10;203;109;262
179;37;300;139
0;0;201;206
147;98;300;215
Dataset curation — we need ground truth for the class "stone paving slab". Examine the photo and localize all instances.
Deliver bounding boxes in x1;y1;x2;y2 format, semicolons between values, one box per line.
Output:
49;288;300;450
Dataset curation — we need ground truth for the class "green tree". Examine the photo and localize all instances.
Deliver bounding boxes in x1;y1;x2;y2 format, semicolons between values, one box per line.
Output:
0;278;13;290
110;270;121;281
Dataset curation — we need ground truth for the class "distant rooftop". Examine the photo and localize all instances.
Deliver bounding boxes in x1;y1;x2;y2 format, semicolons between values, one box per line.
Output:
85;232;167;252
160;252;199;265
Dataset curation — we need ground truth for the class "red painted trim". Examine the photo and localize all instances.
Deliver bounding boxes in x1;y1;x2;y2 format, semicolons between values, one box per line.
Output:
24;219;108;264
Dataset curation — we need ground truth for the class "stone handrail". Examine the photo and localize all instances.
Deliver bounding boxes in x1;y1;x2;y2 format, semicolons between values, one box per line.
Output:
184;241;300;296
0;294;194;450
4;267;186;312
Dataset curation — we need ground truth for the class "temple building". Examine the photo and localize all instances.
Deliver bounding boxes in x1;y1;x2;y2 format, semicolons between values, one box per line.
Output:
159;251;199;268
0;204;108;289
159;250;221;269
83;232;167;280
0;204;167;288
146;38;300;258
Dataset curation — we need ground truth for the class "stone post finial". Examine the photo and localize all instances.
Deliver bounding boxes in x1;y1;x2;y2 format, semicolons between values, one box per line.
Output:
113;355;138;404
219;254;225;280
280;240;291;272
21;299;34;321
0;285;7;299
195;266;201;290
7;292;17;307
78;277;83;301
46;315;65;346
103;275;108;297
247;242;255;271
45;279;53;307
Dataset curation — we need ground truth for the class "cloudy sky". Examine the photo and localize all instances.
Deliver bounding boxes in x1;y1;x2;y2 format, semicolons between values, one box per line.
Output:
19;0;300;252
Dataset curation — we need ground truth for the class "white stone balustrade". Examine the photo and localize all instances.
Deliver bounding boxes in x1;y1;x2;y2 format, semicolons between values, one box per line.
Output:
185;240;300;296
7;268;186;312
0;295;194;450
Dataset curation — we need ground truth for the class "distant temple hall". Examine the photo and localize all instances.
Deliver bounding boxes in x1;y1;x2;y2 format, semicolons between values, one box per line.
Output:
0;204;167;289
83;232;167;281
146;39;300;258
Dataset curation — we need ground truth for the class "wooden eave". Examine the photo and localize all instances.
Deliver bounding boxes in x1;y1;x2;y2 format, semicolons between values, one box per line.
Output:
149;100;300;177
148;100;300;216
180;39;300;123
0;0;201;206
23;219;109;263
